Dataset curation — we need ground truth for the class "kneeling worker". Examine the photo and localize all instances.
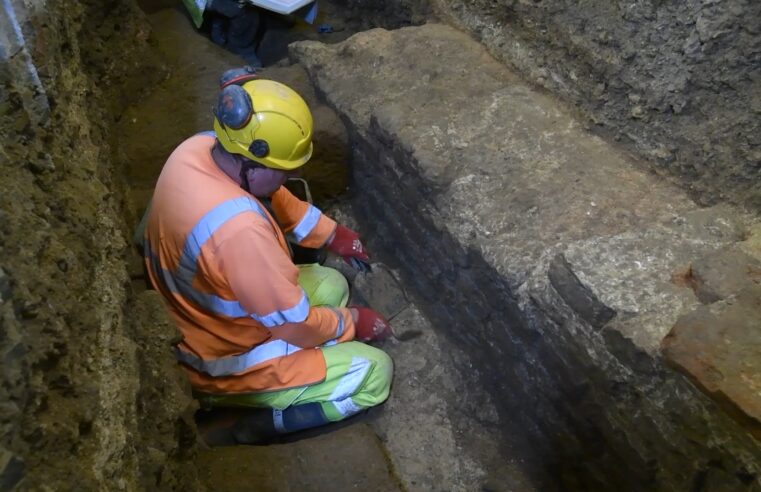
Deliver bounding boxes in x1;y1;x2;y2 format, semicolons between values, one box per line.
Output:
143;67;394;444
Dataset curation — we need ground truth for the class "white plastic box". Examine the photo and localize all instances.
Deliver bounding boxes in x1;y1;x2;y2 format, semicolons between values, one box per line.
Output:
248;0;315;15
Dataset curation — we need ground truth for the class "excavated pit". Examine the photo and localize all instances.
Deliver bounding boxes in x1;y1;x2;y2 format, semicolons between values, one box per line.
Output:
2;0;761;490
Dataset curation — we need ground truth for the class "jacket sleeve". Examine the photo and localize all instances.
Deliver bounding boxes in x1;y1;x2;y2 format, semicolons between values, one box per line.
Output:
215;221;354;348
270;186;337;249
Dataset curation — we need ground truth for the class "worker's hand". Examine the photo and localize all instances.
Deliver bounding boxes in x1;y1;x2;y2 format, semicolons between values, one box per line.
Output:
349;306;393;342
326;224;371;272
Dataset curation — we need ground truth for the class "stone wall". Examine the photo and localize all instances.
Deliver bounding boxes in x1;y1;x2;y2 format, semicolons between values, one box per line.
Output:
292;24;761;490
0;0;200;489
340;0;761;212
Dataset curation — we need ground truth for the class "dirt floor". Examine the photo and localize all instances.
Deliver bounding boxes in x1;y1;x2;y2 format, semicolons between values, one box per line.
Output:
197;424;401;491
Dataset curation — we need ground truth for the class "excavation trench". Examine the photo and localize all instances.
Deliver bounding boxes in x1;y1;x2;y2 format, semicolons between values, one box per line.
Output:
3;0;760;490
116;7;605;489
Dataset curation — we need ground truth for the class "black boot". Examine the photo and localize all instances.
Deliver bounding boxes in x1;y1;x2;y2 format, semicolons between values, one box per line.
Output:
231;408;278;444
197;407;278;446
233;403;332;444
198;403;333;446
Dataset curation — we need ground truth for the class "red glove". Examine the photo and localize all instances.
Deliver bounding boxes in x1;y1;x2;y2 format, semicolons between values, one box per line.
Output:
350;306;393;342
327;224;370;268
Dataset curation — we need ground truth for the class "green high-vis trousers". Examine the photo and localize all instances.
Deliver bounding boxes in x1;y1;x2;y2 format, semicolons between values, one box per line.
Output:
196;263;394;422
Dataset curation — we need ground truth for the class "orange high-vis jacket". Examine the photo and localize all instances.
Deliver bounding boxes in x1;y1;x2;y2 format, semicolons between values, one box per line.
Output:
144;133;355;394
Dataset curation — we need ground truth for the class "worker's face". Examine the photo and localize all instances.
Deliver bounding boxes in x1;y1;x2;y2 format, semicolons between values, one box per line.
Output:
245;160;301;198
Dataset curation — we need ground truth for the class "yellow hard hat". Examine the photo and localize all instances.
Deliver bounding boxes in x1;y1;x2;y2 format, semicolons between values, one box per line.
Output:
213;79;313;171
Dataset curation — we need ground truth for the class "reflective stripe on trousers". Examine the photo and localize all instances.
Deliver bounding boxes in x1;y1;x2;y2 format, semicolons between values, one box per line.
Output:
192;342;393;421
328;356;372;417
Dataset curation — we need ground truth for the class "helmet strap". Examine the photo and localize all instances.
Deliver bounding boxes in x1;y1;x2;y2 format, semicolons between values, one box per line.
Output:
239;160;258;194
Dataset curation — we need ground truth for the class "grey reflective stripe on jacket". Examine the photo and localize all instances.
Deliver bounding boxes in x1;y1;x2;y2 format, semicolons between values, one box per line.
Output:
146;196;267;319
174;339;303;377
288;204;322;243
146;195;310;324
146;195;328;376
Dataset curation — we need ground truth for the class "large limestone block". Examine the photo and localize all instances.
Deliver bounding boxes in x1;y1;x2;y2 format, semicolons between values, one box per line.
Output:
291;25;699;289
291;24;751;356
291;24;761;487
543;206;748;354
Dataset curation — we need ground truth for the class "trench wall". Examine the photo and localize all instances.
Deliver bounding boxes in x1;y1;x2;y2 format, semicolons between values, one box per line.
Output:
338;0;761;212
348;107;761;492
292;24;761;490
1;0;199;489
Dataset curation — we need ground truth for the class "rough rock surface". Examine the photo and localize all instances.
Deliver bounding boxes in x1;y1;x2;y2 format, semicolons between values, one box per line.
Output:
1;0;200;489
341;0;761;211
292;25;761;489
663;285;761;440
539;206;748;354
661;226;761;440
690;246;761;303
